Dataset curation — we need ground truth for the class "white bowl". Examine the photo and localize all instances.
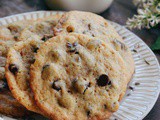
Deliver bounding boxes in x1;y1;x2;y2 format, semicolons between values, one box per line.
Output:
45;0;113;13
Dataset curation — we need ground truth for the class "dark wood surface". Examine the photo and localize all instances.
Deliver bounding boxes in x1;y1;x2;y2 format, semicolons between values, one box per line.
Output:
0;0;159;119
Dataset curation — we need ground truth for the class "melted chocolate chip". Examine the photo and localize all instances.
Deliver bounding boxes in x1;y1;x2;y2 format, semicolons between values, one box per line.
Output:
9;64;18;75
97;74;109;87
52;80;61;91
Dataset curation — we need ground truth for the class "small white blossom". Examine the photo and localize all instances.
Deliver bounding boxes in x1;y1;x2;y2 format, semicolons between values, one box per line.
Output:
127;0;160;29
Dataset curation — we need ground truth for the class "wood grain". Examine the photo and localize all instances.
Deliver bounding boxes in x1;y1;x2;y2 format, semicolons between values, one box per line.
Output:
0;0;159;119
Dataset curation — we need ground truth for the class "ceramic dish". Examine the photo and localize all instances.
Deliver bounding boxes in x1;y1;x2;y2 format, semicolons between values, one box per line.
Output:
0;11;160;120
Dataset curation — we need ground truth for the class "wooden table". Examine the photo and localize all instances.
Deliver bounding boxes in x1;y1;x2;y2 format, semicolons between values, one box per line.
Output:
0;0;159;119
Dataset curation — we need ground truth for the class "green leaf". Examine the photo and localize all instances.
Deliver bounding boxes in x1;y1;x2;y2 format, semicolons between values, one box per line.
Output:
151;36;160;51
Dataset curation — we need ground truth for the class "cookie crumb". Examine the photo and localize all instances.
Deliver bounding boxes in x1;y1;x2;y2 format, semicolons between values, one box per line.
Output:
129;86;134;91
144;59;150;65
132;49;137;53
135;82;140;86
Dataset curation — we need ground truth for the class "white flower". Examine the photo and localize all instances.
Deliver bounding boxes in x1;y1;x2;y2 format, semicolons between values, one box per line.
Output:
127;0;160;29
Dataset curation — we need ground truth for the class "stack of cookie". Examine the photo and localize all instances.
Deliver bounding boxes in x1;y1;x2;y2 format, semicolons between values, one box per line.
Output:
0;11;134;120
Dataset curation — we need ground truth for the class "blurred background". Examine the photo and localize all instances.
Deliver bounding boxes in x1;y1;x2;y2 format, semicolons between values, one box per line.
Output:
0;0;159;119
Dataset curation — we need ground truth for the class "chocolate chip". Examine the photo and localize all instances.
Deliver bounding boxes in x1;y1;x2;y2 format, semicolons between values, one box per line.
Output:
14;36;18;40
88;24;91;30
75;51;79;54
33;47;39;53
52;80;61;91
104;104;107;109
42;64;50;70
41;34;53;41
97;74;110;87
132;49;137;53
66;42;78;53
9;64;18;75
87;111;90;117
28;59;35;64
92;34;95;37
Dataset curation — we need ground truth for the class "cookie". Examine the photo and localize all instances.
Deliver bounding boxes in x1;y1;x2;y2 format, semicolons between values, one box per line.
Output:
19;14;62;41
54;11;134;84
5;38;44;113
30;34;128;120
0;21;32;117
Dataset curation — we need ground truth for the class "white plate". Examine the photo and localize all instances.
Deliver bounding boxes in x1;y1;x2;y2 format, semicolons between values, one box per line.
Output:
0;11;160;120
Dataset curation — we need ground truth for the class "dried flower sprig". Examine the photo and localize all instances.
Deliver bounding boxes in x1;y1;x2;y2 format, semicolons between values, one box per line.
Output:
126;0;160;29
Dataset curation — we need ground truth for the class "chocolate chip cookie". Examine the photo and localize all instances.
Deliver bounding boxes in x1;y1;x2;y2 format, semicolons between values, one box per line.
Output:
54;11;134;85
30;33;128;120
5;38;44;113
